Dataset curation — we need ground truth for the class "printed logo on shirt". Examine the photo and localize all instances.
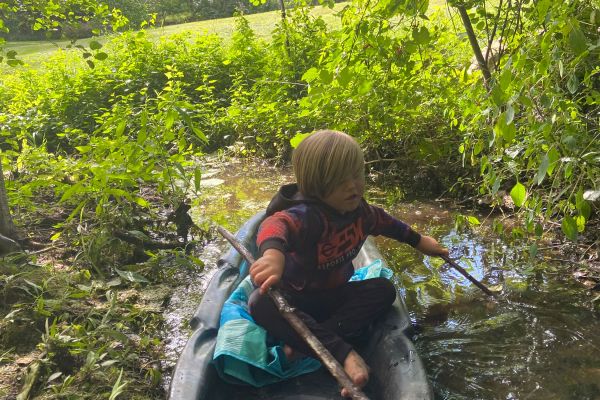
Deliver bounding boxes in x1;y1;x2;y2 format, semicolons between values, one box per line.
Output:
316;220;366;269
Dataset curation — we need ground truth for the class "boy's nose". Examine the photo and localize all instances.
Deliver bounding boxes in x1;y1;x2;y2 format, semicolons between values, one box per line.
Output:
344;178;361;192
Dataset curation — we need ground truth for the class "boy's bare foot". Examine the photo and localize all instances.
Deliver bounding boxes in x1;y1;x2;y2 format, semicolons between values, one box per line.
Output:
283;344;294;359
340;350;369;398
282;344;304;361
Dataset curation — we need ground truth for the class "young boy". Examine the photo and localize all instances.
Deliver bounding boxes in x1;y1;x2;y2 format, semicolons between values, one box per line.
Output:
248;129;448;397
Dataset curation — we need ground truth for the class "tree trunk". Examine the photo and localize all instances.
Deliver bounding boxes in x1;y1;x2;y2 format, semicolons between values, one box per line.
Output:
278;0;290;53
456;5;492;88
0;160;21;253
278;0;287;20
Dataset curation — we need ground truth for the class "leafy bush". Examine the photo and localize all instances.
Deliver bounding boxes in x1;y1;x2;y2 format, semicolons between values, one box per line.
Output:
1;1;598;242
457;0;599;239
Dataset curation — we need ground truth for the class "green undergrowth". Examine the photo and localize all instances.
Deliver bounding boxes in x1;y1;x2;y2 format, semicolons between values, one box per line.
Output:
0;216;206;398
1;150;208;397
0;0;598;396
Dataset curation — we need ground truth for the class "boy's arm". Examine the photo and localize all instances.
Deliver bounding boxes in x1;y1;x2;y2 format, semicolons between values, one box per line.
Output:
252;208;309;294
365;204;421;246
365;204;448;256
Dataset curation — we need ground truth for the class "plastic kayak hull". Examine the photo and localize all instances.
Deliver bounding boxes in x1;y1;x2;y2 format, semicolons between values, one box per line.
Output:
168;211;432;400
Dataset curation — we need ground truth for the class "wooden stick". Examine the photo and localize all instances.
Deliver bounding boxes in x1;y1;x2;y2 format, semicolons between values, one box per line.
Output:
217;226;370;400
440;255;497;298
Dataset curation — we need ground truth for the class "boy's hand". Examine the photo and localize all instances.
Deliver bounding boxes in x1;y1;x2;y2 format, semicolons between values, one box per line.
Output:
250;248;285;295
416;235;449;257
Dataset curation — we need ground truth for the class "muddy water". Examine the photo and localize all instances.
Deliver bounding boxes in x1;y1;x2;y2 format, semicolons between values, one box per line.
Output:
165;159;600;400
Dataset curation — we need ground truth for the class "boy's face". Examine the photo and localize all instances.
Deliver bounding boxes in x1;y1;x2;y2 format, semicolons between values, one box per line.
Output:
322;175;365;214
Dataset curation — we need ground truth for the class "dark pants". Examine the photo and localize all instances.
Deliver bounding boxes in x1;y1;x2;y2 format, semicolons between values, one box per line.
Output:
248;277;396;364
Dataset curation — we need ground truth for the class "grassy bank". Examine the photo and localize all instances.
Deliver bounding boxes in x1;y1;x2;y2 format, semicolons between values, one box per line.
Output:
3;4;346;67
3;0;451;68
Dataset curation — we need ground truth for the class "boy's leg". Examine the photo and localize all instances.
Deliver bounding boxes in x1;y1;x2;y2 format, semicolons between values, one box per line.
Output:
248;289;353;364
248;277;395;360
320;277;396;340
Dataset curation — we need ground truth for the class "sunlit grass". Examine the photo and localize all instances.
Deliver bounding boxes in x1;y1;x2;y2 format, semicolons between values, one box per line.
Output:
3;4;345;67
3;0;447;68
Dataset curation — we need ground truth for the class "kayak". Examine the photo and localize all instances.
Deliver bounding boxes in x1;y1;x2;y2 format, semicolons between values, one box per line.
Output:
168;211;432;400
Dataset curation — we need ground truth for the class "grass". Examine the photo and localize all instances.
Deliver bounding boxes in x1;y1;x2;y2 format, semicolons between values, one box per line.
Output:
3;4;346;67
3;0;447;67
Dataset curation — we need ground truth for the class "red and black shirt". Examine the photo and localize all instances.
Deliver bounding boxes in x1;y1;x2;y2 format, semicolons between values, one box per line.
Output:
257;184;421;291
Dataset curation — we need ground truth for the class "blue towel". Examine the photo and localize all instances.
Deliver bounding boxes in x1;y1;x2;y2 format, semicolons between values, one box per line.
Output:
212;259;393;387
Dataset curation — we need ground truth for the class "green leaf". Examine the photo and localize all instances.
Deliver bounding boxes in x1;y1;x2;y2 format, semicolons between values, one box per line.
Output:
165;109;178;130
6;59;23;67
290;132;312;148
126;230;150;241
357;80;373;95
75;145;92;153
510;182;526;207
115;120;127;136
561;216;578;240
529;243;538;258
412;26;430;44
576;215;586;233
193;127;207;142
534;154;549;185
89;40;103;50
505;105;514;124
535;0;551;23
301;67;319;83
103;330;129;343
567;74;579;94
319;69;333;84
115;268;150;283
547;147;560;175
499;68;512;91
490;85;506;106
337;67;352;87
494;113;516;144
134;197;149;208
576;189;591;219
467;216;481;226
60;183;84;202
568;27;587;55
535;223;544;237
94;52;108;61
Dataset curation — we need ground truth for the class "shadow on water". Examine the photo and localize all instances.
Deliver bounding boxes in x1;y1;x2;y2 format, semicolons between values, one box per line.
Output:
165;159;600;400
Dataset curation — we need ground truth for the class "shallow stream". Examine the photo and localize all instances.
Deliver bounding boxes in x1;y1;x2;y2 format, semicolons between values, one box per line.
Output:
164;159;600;400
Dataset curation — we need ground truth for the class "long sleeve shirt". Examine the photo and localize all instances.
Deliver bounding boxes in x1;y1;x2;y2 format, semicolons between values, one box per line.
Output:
257;185;421;291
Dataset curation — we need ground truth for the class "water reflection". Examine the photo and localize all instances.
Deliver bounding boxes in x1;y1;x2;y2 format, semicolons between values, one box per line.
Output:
166;158;600;400
378;203;600;400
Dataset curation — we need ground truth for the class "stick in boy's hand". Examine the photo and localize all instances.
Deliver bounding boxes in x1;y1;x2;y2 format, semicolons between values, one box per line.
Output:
414;234;496;297
440;255;498;298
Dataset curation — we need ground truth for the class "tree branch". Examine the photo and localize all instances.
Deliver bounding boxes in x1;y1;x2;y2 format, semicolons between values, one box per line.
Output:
456;5;492;88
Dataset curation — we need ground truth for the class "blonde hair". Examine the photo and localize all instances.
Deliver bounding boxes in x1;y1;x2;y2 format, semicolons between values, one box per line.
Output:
292;130;365;199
